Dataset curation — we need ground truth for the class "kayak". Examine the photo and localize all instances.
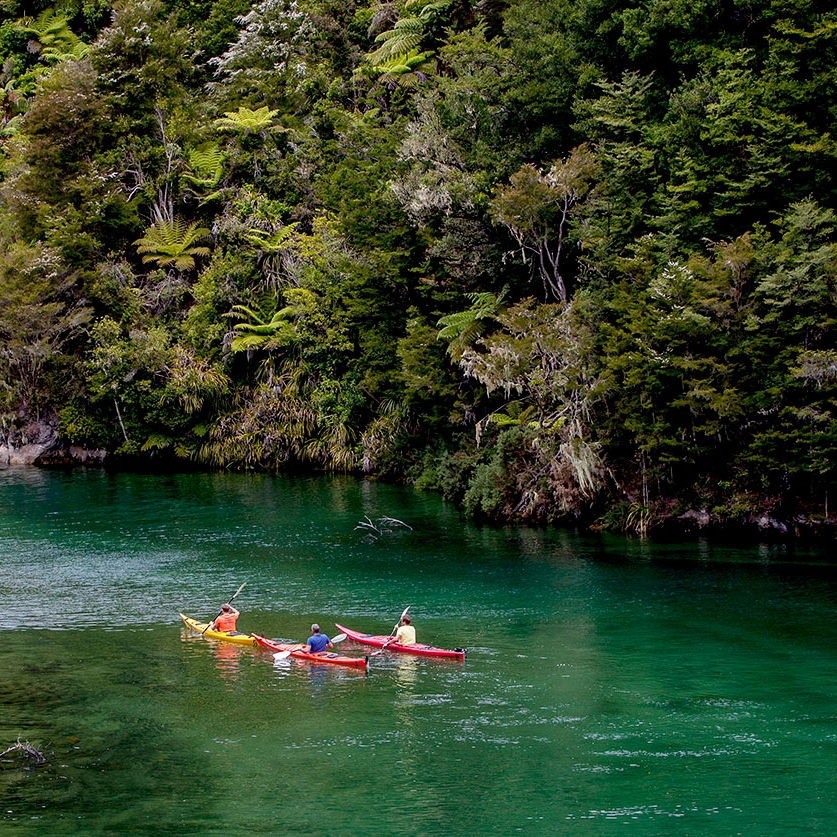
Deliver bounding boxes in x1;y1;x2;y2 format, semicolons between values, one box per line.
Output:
251;634;368;668
334;623;466;660
180;613;257;646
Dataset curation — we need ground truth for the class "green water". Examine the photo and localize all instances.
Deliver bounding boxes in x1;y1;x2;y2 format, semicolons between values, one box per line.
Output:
1;468;836;835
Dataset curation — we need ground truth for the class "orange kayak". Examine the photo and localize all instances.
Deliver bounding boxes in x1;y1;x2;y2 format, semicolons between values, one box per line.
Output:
251;634;368;668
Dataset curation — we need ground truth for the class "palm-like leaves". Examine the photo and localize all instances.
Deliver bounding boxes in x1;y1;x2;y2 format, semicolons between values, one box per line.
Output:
226;289;317;354
244;223;298;253
215;105;278;134
370;48;433;86
133;218;211;271
184;146;225;192
227;304;297;353
16;10;88;64
437;288;508;359
364;0;453;67
366;18;425;65
40;39;89;63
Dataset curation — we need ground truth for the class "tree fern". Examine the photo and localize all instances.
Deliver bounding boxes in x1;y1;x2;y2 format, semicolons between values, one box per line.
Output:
141;433;172;451
366;18;424;65
40;39;89;63
437;288;508;358
244;223;299;253
370;48;432;85
133;218;211;271
184;146;225;190
215;105;278;134
363;0;454;76
226;290;316;354
407;0;454;23
16;10;88;65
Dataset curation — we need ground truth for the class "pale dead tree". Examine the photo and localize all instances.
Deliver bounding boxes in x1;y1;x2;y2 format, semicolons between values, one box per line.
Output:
794;351;837;388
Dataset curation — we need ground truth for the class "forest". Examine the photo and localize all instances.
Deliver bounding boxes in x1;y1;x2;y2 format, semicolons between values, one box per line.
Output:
0;0;836;536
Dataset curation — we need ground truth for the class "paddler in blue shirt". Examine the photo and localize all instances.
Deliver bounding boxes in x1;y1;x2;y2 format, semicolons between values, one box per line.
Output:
304;624;333;653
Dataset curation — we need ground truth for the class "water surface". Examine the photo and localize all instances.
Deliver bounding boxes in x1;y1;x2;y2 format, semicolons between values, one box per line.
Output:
1;468;835;834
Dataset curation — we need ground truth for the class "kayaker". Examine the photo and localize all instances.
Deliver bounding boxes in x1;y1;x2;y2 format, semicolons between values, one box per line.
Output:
211;603;239;632
304;624;333;653
393;614;416;646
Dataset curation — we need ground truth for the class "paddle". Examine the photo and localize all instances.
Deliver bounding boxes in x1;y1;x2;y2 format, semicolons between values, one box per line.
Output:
272;632;347;661
202;581;246;635
370;607;410;657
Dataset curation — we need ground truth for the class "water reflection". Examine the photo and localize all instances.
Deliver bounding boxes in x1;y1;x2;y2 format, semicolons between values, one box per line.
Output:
394;655;419;688
272;656;292;676
212;641;242;688
304;663;334;691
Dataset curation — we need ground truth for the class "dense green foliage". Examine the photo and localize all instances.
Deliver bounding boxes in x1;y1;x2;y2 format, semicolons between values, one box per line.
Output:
1;0;836;532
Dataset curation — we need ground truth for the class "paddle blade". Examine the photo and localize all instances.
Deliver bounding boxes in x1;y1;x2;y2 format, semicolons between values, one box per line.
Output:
331;633;347;644
273;650;292;660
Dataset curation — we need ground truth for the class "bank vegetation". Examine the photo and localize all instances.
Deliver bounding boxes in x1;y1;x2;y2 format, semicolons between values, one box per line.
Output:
1;0;836;537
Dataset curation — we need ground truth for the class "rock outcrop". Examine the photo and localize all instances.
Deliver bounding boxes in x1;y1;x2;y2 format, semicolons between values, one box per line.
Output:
0;418;106;468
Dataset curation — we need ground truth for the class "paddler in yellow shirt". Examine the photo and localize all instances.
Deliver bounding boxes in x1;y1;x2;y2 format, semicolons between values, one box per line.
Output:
393;614;416;645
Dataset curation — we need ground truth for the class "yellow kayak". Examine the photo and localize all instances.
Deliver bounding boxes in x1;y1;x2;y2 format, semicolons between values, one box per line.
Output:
180;613;257;646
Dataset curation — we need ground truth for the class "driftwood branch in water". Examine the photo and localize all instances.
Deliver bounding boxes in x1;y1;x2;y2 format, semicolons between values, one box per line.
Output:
0;738;47;767
354;515;413;540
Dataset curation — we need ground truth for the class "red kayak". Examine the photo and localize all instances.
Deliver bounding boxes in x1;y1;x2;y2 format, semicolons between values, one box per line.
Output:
251;634;368;668
335;623;466;660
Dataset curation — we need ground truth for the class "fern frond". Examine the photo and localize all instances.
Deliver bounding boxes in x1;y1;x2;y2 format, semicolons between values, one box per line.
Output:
141;434;172;451
244;223;298;252
184;146;225;190
436;310;476;340
17;10;87;64
233;322;278;336
417;0;453;22
229;333;275;352
226;304;269;325
215;105;278;134
40;40;88;63
366;17;424;64
133;218;212;271
372;48;432;76
228;324;295;353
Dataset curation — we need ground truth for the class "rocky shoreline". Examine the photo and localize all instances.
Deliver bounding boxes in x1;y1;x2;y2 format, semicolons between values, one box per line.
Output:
654;507;837;544
0;418;106;468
